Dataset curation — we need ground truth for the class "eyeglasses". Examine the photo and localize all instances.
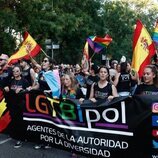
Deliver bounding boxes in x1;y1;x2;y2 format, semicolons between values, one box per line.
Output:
0;58;6;61
42;60;49;63
13;70;20;73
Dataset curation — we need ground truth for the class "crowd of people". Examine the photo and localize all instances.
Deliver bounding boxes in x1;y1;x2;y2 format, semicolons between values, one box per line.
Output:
0;52;158;156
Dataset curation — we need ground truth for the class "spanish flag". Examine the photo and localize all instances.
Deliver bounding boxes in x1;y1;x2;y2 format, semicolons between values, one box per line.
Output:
132;20;156;78
8;32;41;65
0;98;11;132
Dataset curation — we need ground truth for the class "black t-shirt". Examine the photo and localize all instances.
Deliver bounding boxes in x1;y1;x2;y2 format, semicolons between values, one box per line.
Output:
86;75;99;99
117;72;131;92
134;83;158;95
0;67;12;88
93;82;112;101
22;67;32;86
10;78;29;92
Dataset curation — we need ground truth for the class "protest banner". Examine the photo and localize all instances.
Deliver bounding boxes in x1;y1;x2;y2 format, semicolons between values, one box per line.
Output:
1;90;157;158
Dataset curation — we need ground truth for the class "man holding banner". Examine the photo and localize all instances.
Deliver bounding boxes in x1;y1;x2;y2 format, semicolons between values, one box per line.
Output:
0;54;12;99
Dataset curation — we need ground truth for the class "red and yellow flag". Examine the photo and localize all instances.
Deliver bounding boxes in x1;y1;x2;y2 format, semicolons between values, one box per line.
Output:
132;20;156;78
0;98;11;132
8;32;41;65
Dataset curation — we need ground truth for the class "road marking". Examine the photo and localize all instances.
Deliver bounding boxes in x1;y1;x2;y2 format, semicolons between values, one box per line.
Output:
0;138;12;144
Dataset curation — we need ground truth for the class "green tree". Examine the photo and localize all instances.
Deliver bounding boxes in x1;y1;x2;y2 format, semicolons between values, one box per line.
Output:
102;0;158;61
8;0;104;64
50;0;104;64
0;0;19;54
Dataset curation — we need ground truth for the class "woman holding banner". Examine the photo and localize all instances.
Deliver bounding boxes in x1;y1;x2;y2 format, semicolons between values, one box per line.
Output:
4;65;30;148
134;65;158;95
34;56;60;149
4;65;30;94
61;73;84;100
35;56;60;99
89;65;118;104
60;73;85;158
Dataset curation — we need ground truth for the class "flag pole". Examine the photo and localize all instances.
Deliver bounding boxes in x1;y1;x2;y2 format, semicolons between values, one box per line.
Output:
41;49;49;57
25;48;42;70
89;52;96;60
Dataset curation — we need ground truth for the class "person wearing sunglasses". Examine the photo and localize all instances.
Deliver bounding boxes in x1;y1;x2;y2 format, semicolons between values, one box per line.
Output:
34;56;55;149
29;56;60;98
4;65;30;149
37;57;54;95
4;65;30;93
0;54;12;99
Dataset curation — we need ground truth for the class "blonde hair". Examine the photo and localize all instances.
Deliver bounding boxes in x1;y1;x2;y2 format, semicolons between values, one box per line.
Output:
63;73;78;91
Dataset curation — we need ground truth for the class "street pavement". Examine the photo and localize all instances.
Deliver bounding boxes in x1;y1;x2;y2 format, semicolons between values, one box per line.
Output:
0;134;87;158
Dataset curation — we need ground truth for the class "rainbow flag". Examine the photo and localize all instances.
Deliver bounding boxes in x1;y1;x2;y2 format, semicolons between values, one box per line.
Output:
87;35;112;53
8;32;41;65
132;20;156;78
152;19;158;45
94;34;112;47
87;36;105;53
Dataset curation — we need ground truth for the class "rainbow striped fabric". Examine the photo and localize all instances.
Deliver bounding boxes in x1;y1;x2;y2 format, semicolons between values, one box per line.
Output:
152;19;158;45
94;34;112;47
87;35;112;53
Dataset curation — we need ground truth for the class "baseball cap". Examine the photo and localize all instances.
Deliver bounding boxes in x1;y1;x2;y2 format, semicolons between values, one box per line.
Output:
0;54;9;60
